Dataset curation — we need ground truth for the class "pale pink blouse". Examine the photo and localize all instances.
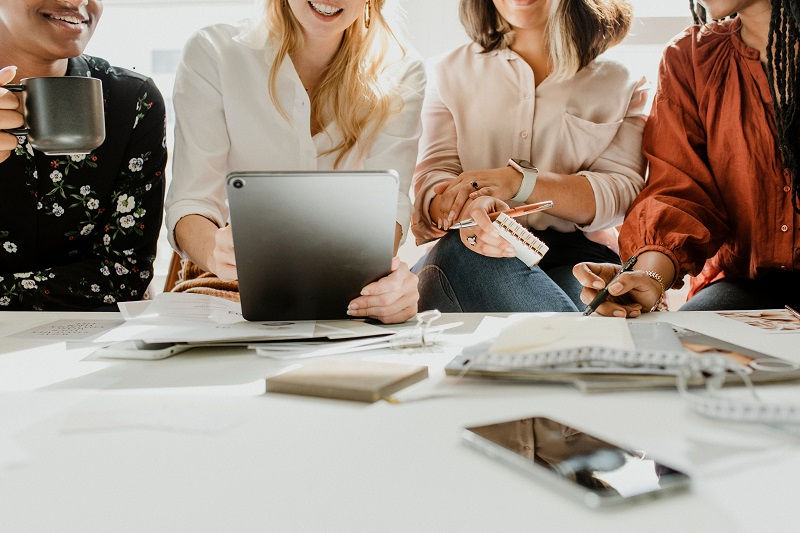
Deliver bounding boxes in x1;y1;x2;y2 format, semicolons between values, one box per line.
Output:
411;43;649;248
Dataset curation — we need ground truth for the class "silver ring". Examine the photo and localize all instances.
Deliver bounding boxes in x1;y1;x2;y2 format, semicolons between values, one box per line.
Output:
467;235;477;246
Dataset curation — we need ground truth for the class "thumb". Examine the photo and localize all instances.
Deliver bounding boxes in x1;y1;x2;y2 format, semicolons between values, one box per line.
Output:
391;256;400;271
0;66;18;85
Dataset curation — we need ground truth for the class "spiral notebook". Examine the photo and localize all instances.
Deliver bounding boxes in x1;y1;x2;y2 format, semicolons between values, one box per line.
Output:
493;212;549;267
445;316;800;392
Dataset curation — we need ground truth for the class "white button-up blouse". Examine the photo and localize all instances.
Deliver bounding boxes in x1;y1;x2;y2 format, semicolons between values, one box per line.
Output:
411;42;648;247
165;22;426;251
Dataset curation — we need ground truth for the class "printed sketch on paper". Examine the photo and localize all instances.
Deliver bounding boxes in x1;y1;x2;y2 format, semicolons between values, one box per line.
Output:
717;310;800;333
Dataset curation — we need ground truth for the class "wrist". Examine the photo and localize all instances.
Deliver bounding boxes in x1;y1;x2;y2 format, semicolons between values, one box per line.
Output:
638;270;666;312
507;158;538;202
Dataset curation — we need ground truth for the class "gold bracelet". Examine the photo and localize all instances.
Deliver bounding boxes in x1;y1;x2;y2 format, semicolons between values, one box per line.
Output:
641;270;666;312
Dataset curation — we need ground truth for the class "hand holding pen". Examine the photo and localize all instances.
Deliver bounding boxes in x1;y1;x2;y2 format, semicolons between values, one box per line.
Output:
573;258;666;318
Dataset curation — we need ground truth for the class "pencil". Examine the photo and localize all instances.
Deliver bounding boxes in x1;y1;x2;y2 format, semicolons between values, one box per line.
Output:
448;200;554;229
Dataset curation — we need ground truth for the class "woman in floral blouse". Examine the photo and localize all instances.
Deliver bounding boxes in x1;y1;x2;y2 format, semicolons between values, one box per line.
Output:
0;0;166;311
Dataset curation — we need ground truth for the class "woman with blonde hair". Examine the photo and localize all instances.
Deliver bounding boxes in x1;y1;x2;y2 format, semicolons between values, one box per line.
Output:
411;0;648;312
166;0;425;323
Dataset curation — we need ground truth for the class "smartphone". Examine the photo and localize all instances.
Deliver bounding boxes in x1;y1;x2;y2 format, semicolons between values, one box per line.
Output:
91;340;192;360
463;416;690;507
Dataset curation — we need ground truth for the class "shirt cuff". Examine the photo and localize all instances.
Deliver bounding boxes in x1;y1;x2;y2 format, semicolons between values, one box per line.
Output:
574;170;624;233
165;200;225;255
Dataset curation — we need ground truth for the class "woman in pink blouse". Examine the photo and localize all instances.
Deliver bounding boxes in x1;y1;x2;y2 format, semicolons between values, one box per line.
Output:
410;0;648;312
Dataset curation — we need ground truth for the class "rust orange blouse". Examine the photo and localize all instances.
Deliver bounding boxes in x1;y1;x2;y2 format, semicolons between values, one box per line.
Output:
619;19;799;292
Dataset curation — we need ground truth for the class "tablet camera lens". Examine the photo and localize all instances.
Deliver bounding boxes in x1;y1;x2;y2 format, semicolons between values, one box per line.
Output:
233;179;245;189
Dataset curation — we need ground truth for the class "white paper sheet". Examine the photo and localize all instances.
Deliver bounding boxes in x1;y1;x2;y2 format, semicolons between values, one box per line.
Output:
100;293;316;343
10;319;124;341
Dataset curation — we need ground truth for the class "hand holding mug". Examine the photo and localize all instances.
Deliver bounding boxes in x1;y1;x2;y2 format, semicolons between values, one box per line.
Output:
1;74;105;156
0;66;23;164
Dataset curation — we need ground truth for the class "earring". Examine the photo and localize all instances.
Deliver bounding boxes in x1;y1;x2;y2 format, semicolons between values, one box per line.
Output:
364;0;371;29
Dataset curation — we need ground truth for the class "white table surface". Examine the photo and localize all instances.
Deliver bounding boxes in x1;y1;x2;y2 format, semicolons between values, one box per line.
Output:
0;310;798;533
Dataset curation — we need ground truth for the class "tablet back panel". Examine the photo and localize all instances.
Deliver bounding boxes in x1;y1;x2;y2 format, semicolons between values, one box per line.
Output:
227;171;397;321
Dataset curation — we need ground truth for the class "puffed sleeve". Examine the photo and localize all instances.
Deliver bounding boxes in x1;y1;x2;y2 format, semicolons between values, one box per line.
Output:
618;42;731;285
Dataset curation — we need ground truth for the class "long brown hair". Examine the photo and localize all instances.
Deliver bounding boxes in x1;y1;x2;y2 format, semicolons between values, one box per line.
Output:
264;0;402;167
459;0;633;80
691;0;800;213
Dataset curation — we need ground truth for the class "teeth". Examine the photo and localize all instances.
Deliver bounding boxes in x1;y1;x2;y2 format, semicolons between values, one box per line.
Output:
309;1;342;16
49;14;84;24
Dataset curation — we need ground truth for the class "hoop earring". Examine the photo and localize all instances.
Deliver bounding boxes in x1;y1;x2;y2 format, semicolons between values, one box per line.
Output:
364;0;371;29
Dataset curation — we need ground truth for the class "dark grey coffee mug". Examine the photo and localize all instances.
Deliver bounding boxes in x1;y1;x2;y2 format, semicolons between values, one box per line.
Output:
2;76;105;156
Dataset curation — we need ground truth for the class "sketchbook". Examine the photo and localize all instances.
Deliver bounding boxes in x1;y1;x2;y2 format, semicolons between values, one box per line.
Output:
444;316;800;392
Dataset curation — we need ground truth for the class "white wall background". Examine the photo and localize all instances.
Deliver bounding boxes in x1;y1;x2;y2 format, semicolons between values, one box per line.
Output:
84;0;692;288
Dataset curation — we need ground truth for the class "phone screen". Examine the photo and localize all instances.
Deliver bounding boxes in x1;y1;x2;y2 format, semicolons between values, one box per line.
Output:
464;417;689;504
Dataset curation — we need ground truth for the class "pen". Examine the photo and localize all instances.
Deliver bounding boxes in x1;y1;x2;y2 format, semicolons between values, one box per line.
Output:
582;255;638;316
448;200;554;229
786;304;800;322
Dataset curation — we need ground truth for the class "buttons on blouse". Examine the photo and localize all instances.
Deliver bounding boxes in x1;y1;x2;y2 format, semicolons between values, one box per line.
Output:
784;185;791;193
520;130;529;139
781;224;789;232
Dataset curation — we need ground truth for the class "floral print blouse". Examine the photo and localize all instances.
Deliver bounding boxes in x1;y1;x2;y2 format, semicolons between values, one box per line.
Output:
0;55;166;310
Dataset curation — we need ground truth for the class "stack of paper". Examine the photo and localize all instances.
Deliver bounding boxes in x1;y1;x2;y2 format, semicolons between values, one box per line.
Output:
93;293;395;348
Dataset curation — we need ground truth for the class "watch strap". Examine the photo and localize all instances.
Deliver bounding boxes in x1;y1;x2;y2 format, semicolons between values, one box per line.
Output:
509;159;538;203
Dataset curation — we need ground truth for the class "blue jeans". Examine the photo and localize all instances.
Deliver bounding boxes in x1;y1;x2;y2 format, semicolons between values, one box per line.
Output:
680;272;800;311
412;229;620;313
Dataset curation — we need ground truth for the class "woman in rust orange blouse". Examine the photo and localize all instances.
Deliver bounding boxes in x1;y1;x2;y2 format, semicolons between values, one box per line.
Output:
573;0;799;315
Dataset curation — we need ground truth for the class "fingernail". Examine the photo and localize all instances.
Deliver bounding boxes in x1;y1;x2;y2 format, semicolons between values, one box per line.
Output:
437;218;442;228
593;281;604;289
630;310;641;318
613;310;626;317
348;302;359;310
346;309;355;316
360;289;369;296
610;282;623;293
448;211;455;222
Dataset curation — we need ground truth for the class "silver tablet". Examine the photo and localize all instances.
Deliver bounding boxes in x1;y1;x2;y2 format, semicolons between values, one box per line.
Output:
226;171;398;321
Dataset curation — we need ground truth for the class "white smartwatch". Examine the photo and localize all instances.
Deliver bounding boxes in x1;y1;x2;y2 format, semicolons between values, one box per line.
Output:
508;158;539;203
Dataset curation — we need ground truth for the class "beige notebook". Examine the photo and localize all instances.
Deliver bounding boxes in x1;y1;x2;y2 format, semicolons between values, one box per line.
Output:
266;359;429;402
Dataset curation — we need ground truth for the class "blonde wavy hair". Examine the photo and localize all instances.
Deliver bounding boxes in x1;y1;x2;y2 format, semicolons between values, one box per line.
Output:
264;0;402;167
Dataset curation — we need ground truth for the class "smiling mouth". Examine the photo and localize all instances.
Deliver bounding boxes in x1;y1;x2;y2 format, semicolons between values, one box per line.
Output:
43;12;89;26
307;1;343;17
